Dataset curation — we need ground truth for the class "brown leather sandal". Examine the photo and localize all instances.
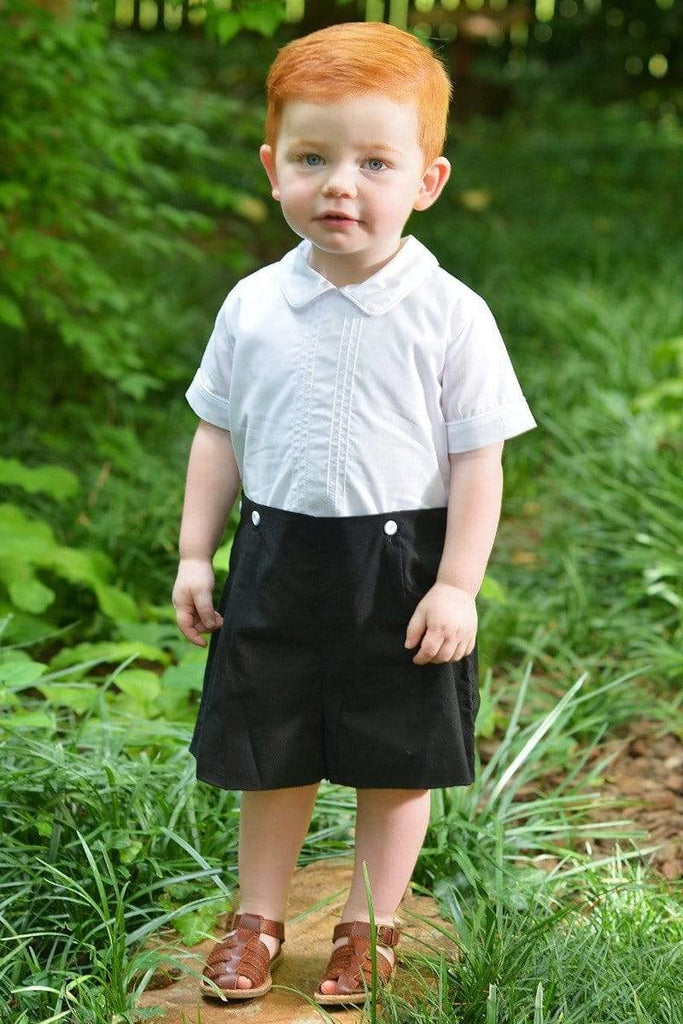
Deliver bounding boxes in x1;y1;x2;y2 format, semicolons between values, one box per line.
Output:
199;911;285;1000
313;919;401;1006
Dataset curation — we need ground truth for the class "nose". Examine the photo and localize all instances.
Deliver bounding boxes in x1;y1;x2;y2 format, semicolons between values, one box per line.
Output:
321;163;357;198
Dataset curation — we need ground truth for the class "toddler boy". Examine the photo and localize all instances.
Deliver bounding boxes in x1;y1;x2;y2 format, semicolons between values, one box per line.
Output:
174;19;536;1005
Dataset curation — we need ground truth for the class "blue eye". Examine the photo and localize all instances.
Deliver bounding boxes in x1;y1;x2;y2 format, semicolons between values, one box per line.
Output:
294;153;322;166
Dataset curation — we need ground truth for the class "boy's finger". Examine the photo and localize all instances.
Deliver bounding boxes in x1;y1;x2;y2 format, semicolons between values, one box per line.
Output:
185;624;207;646
194;598;219;630
176;608;208;646
201;610;224;628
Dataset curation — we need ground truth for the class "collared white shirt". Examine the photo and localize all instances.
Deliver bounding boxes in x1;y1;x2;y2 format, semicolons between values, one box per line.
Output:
185;234;537;516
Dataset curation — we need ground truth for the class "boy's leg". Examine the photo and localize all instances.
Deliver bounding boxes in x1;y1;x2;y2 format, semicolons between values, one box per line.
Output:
229;782;320;989
319;786;431;995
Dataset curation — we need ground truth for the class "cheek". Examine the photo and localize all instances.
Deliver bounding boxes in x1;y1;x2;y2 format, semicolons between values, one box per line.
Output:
280;178;313;204
377;187;414;218
370;193;399;217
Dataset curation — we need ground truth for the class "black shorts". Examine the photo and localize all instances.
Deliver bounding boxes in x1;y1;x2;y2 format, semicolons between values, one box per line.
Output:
189;492;480;791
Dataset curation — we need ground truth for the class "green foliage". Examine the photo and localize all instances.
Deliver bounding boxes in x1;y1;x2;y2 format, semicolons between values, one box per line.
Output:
0;0;266;402
0;457;79;498
0;0;272;651
0;635;204;735
2;1;194;394
0;500;137;618
485;0;682;106
633;333;683;437
203;0;285;44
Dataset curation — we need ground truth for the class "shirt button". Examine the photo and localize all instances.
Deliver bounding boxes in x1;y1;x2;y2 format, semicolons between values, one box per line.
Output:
252;510;260;526
383;519;397;535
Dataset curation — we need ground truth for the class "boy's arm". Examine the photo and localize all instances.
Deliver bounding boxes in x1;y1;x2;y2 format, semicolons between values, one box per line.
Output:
436;442;505;597
178;420;242;561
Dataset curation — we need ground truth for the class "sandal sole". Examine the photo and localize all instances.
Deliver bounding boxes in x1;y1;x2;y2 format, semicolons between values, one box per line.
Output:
200;948;283;1001
313;977;395;1006
313;952;396;1007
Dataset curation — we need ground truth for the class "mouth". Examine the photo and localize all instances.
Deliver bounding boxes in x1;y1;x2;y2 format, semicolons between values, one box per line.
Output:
317;214;358;222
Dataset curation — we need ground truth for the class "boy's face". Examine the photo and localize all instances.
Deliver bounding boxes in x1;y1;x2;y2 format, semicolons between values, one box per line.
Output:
260;94;450;282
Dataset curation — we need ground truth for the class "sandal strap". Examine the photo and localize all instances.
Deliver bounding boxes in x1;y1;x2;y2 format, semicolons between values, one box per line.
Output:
332;920;400;947
203;912;285;990
230;911;286;943
205;933;272;987
320;932;395;992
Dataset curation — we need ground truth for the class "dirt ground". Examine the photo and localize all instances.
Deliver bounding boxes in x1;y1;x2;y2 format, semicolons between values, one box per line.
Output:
480;717;683;881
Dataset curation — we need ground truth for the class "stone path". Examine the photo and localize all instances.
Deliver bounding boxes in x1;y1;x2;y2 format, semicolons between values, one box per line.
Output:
135;855;460;1023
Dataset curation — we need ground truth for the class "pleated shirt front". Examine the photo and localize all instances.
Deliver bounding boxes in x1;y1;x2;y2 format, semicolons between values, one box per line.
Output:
185;234;537;517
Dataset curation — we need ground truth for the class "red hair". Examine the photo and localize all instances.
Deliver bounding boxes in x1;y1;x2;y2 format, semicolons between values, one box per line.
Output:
264;21;453;175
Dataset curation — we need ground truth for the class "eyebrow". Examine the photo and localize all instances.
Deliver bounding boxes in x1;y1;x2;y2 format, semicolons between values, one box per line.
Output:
288;140;402;155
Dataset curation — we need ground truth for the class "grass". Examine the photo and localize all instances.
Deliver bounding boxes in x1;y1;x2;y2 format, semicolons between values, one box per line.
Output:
1;657;677;1022
1;49;682;1024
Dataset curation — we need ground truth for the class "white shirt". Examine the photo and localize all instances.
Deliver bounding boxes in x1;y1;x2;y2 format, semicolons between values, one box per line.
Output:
185;234;537;516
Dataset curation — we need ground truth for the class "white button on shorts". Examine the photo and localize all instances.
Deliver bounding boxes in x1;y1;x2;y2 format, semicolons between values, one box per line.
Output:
383;519;397;535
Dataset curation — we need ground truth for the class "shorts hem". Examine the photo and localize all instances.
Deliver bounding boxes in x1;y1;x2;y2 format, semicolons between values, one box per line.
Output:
322;773;477;789
194;768;326;791
194;769;475;791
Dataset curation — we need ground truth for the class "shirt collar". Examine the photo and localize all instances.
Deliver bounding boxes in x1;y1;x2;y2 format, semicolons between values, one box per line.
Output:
279;234;439;316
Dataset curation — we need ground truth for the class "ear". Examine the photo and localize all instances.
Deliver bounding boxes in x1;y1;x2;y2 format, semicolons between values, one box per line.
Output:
413;157;451;213
260;144;281;201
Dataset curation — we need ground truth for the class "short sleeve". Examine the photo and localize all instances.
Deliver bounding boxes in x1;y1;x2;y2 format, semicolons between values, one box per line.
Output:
441;297;537;452
185;283;242;431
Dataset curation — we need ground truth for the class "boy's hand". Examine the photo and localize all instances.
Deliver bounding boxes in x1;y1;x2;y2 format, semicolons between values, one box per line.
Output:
172;557;224;648
404;583;477;665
